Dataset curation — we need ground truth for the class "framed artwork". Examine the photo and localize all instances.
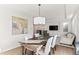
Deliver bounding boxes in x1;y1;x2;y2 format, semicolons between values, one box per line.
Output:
12;16;28;35
63;22;68;32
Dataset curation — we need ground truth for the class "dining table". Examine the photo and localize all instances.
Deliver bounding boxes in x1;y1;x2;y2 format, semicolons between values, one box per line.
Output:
19;39;47;55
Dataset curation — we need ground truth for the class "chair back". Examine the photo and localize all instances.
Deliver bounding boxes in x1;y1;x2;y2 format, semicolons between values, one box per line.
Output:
51;35;58;48
60;32;76;45
44;36;54;55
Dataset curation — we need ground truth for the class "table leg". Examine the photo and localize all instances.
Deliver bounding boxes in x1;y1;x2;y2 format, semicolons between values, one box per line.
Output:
22;46;25;55
25;48;27;55
31;51;34;55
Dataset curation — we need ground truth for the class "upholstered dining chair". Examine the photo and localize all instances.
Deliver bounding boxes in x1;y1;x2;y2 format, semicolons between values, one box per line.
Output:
35;36;54;55
60;32;76;46
51;35;58;54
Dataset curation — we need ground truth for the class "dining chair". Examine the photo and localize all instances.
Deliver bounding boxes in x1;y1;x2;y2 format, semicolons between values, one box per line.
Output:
51;35;58;54
56;33;76;54
35;36;54;55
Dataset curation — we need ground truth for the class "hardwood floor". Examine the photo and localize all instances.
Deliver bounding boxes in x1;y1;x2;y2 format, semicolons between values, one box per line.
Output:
54;45;74;55
0;46;75;55
0;47;22;55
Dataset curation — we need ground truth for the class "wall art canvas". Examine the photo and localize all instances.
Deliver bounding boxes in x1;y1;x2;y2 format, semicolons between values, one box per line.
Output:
12;16;28;35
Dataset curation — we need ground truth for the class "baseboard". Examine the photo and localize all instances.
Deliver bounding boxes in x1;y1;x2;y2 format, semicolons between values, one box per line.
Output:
0;46;22;55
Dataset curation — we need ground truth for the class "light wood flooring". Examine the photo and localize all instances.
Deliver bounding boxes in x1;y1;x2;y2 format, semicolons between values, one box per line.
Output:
54;45;75;55
0;45;75;55
0;47;22;55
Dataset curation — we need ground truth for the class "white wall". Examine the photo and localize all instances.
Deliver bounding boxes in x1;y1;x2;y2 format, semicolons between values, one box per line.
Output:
45;17;63;36
45;5;78;37
0;5;33;53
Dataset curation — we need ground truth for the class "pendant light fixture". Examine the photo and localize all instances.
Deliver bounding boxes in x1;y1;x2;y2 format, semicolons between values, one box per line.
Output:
34;4;45;24
63;4;69;32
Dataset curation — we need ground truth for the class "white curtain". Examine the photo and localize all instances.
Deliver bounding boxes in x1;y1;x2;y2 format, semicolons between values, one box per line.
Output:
72;15;78;41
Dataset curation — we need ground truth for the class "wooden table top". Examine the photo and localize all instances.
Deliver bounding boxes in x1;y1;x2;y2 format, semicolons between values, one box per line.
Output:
19;40;47;45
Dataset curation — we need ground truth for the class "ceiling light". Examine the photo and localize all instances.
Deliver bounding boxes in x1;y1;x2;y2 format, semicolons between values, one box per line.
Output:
34;4;45;24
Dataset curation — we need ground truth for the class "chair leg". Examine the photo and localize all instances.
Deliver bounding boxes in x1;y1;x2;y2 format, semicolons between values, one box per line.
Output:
49;51;51;55
25;48;27;55
52;48;55;54
50;48;54;55
54;46;56;51
31;51;35;55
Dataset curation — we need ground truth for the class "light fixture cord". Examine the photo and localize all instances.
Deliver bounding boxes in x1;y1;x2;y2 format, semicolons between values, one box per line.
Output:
64;4;67;19
38;4;41;16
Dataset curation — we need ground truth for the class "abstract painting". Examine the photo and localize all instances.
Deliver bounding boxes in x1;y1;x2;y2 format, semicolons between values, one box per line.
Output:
12;16;28;35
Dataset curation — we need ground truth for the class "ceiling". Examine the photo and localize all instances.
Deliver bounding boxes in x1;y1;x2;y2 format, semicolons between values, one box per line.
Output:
1;4;79;20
